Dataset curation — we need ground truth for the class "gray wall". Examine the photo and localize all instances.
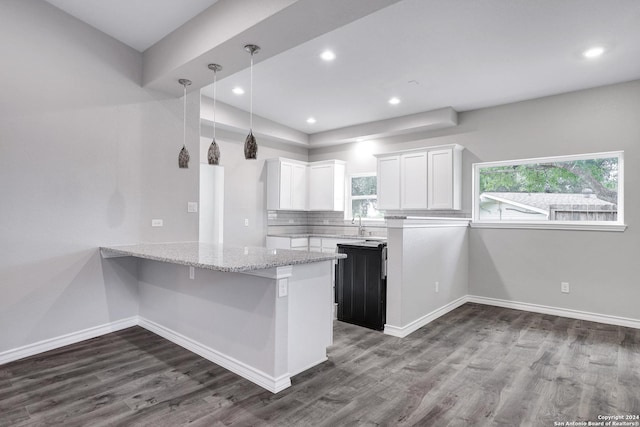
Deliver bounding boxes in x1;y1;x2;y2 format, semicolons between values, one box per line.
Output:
0;0;199;353
199;128;308;247
311;80;640;320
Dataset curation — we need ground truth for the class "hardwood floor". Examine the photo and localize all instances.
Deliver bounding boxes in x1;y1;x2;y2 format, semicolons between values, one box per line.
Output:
1;303;639;426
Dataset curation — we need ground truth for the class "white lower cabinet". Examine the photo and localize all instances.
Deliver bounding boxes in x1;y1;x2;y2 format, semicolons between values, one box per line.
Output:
268;236;365;253
265;236;308;251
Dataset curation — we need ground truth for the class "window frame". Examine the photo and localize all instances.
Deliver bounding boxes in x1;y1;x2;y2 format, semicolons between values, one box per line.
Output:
471;151;626;231
345;172;384;221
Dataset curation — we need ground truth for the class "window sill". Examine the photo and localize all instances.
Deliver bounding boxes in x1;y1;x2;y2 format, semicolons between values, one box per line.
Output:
470;222;627;232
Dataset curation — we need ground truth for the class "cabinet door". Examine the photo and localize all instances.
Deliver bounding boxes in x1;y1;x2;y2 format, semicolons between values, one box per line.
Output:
266;236;292;249
309;164;334;210
401;152;428;209
291;164;307;210
377;155;400;210
428;148;453;209
279;162;293;209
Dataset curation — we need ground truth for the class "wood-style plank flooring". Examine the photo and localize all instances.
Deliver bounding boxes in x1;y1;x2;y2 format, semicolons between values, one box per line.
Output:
1;303;639;426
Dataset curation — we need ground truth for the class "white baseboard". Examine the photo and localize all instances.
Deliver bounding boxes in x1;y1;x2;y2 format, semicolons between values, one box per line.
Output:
384;296;467;338
137;317;291;393
0;316;138;366
467;295;640;330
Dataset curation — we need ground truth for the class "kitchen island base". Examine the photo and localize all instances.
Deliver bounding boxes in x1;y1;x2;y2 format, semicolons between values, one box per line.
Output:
135;259;333;393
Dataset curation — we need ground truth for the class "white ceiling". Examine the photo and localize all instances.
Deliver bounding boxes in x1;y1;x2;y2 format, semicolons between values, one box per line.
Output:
44;0;218;52
207;0;640;133
45;0;640;135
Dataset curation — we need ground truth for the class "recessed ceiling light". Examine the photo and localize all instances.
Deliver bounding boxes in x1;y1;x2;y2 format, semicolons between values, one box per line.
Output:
232;87;245;95
307;117;317;124
320;50;336;61
388;97;401;105
583;46;605;59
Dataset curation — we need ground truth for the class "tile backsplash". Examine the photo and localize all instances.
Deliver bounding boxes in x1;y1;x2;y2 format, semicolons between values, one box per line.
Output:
267;211;387;237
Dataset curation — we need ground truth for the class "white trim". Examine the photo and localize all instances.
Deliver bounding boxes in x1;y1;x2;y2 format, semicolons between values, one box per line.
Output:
467;296;640;330
384;296;467;338
0;316;138;365
472;150;624;168
470;222;627;232
386;218;470;229
373;143;464;158
137;317;291;393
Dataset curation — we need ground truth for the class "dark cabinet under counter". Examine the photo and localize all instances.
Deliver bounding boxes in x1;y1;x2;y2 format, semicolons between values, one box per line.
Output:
336;242;387;331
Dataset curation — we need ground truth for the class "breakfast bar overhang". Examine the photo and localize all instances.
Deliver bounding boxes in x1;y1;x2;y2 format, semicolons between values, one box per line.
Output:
100;242;345;393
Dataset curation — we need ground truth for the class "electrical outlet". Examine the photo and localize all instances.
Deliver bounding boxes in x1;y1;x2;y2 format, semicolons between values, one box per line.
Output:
187;202;198;213
244;218;249;227
561;282;570;293
189;266;195;280
151;219;163;227
278;279;288;297
435;281;439;293
288;219;295;224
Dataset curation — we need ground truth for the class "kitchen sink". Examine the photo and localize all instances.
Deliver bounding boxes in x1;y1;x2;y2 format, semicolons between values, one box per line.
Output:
362;236;387;242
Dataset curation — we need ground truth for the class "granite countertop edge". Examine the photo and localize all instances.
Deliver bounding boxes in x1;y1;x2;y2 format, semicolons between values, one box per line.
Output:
100;243;346;273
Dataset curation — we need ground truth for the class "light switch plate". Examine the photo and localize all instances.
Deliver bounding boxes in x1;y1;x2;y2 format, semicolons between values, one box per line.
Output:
151;219;163;227
187;202;198;213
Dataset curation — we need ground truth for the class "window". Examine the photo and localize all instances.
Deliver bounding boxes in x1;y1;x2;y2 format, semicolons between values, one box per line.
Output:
347;173;383;220
472;151;625;231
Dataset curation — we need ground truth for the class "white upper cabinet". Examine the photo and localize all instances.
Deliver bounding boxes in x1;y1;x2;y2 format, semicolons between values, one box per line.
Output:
401;151;428;209
377;155;401;210
267;158;345;211
267;158;308;211
428;148;461;210
375;144;464;211
291;163;308;210
309;160;345;211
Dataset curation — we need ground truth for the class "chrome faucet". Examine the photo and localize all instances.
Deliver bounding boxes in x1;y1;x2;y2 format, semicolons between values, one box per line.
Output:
352;214;365;236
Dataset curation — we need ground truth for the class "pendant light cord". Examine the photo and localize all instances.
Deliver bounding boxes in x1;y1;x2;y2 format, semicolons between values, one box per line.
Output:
213;70;217;139
250;53;254;131
183;84;187;148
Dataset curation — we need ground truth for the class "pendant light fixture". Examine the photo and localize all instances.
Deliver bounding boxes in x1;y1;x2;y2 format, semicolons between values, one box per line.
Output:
178;78;192;169
207;63;222;165
243;44;260;160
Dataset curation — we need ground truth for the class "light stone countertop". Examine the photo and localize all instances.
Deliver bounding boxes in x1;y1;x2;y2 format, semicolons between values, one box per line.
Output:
100;242;346;273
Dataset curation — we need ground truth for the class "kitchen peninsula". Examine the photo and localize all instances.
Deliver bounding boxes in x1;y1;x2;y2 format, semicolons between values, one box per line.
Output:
100;242;345;393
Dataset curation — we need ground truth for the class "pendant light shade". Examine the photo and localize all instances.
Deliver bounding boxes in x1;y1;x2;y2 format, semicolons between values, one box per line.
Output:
244;44;260;160
178;78;192;169
207;63;222;165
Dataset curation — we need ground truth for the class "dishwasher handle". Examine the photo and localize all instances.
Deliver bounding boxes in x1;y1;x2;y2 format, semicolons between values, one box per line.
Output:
381;246;387;279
